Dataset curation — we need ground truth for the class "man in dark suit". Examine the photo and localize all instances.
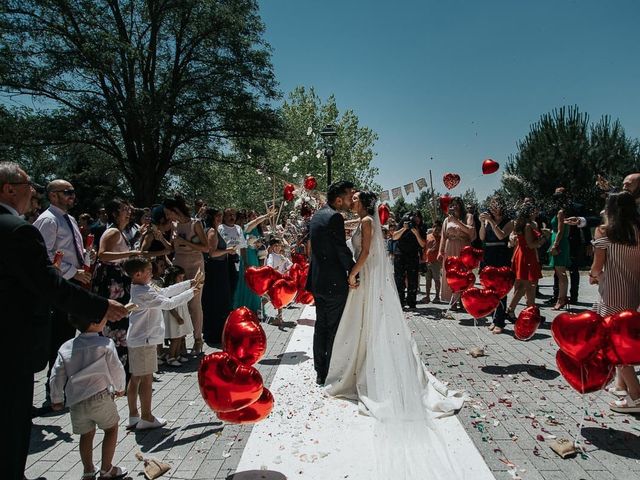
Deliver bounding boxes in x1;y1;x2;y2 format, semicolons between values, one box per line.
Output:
306;180;356;386
0;162;129;480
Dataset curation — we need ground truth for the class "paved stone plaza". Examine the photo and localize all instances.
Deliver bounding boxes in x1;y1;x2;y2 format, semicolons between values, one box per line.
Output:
27;273;640;480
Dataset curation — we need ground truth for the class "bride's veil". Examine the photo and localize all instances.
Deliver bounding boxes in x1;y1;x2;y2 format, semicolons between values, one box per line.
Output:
361;204;463;479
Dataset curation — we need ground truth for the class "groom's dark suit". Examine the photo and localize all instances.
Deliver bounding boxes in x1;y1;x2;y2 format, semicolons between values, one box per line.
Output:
306;204;355;383
0;204;109;479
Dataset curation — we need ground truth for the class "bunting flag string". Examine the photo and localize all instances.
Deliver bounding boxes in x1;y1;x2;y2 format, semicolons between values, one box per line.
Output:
415;178;428;190
404;182;415;195
391;187;403;199
379;190;390;202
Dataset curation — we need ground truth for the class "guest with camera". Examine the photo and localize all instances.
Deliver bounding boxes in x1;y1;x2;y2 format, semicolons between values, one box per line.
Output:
392;211;426;309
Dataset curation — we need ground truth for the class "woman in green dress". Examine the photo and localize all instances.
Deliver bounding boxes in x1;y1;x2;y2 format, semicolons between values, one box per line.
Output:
548;191;571;310
233;208;276;315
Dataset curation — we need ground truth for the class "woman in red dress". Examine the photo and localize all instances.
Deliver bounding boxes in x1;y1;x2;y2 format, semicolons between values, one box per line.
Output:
507;204;549;318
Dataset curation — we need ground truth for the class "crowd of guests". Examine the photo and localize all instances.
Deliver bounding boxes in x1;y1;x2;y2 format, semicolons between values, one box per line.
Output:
5;158;640;478
7;165;309;479
383;173;640;414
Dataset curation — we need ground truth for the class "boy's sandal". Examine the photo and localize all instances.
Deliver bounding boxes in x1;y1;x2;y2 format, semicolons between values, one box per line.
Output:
98;465;128;479
610;395;640;413
492;327;504;334
81;469;98;479
487;323;495;331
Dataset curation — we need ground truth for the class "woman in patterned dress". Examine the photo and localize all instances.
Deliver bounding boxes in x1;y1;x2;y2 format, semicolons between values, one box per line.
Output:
92;199;145;379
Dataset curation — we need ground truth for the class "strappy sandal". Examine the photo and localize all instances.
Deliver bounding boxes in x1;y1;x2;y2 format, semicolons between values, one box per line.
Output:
487;323;495;331
610;395;640;413
492;327;504;334
81;469;98;479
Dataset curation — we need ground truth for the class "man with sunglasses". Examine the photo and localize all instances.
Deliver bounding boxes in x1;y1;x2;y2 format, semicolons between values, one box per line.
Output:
0;163;129;480
33;179;93;413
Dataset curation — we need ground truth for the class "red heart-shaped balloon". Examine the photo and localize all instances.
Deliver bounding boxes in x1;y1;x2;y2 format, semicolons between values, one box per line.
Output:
556;349;613;394
482;159;500;175
479;266;515;298
283;184;295;202
223;318;267;366
304;175;317;190
285;262;304;284
216;388;274;424
296;289;315;305
268;278;298;309
198;352;264;412
460;246;484;270
296;266;309;291
226;306;259;325
446;268;475;293
551;310;605;362
378;203;390;225
291;253;307;266
244;266;281;296
461;287;500;319
514;306;541;341
439;195;453;214
444;256;465;273
443;173;461;190
603;310;640;365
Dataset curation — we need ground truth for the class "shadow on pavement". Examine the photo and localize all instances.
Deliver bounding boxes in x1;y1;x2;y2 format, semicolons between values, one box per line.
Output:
258;351;310;366
136;421;224;452
481;363;560;380
582;427;640;459
227;471;287;479
29;424;74;454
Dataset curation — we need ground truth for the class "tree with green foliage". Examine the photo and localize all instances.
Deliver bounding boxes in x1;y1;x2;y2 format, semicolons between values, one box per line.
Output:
173;86;380;209
0;0;280;205
503;106;639;214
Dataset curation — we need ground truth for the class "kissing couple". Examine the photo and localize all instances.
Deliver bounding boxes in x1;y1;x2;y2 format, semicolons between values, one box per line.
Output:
306;180;466;479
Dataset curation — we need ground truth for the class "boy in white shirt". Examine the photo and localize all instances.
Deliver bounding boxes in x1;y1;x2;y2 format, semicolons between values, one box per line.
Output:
123;257;202;430
266;239;293;325
49;316;127;480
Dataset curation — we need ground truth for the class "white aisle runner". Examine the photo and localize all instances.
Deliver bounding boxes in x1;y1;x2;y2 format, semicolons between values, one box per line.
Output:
234;305;495;480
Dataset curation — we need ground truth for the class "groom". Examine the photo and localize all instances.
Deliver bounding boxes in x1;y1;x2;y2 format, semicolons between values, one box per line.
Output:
306;180;356;386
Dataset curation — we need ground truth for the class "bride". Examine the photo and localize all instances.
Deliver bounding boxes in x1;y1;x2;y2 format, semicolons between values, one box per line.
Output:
325;190;466;479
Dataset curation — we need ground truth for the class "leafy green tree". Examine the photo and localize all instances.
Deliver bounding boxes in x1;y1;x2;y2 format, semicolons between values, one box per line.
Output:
0;0;280;205
504;106;639;214
391;196;410;222
173;86;380;209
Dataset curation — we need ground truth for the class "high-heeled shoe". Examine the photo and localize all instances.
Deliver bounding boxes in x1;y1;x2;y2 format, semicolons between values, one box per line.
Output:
552;297;569;310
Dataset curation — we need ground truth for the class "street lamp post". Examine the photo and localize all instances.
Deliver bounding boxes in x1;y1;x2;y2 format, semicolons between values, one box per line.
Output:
320;124;337;188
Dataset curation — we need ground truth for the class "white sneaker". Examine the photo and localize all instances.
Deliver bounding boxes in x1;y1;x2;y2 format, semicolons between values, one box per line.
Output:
136;416;167;430
126;416;139;430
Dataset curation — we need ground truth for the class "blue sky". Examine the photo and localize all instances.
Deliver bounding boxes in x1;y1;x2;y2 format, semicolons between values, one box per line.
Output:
258;0;640;202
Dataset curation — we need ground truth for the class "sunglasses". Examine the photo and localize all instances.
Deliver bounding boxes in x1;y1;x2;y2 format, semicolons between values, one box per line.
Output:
51;189;76;196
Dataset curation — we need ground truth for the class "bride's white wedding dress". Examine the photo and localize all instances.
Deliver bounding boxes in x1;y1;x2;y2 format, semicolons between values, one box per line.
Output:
325;210;466;479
